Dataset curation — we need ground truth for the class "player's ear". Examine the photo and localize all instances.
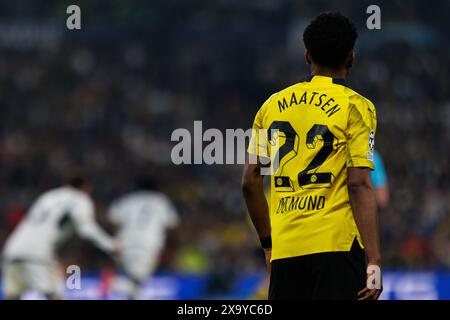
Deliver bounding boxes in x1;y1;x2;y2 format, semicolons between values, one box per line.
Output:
346;50;355;68
305;50;312;65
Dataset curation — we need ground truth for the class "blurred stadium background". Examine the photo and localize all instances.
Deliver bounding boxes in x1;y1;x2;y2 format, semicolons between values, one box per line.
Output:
0;0;449;299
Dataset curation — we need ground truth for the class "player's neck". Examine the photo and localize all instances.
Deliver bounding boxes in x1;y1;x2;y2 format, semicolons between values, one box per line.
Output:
310;65;348;80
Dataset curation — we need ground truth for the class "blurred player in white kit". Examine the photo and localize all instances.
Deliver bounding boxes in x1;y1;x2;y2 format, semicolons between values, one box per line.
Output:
1;174;121;299
108;176;179;299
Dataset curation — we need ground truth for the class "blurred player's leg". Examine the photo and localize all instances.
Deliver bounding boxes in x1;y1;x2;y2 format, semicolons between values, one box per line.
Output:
22;261;64;300
112;248;159;299
2;260;63;300
2;260;27;300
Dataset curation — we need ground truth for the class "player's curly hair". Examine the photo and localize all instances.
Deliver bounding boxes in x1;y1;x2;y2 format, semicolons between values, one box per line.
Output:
303;12;358;69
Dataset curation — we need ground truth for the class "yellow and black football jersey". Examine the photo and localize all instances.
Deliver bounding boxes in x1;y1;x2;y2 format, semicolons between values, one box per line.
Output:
248;75;377;261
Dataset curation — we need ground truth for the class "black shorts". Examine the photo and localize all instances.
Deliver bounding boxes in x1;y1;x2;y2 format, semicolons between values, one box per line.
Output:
269;239;367;300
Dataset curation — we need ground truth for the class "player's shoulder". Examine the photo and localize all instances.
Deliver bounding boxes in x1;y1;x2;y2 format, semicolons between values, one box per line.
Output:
39;186;70;201
115;190;169;204
61;186;93;205
344;90;377;139
37;186;92;208
345;87;376;112
109;192;132;209
143;191;175;210
144;190;172;204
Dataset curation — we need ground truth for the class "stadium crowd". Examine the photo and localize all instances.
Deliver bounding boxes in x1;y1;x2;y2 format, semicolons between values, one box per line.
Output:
0;0;449;295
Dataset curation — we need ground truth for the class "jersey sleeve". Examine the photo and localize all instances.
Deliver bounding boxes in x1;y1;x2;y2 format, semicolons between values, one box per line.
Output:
247;96;271;158
346;96;377;169
71;197;116;253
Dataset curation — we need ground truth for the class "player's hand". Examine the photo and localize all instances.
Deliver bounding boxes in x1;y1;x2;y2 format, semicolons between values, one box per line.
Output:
264;248;272;272
358;264;383;300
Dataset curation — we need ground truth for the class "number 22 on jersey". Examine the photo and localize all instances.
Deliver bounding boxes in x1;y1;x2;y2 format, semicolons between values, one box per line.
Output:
267;121;338;192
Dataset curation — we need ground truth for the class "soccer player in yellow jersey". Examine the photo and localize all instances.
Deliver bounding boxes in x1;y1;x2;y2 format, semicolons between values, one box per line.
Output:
242;12;382;300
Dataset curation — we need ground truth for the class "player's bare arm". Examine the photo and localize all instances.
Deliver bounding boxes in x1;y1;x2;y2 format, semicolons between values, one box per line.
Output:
242;158;271;267
348;167;382;300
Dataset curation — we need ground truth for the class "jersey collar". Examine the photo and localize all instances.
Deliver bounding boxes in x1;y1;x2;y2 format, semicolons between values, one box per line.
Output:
306;75;346;86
